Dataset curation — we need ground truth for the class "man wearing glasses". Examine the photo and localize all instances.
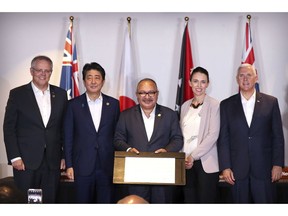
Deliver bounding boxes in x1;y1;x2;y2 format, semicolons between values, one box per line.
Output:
3;55;67;203
114;78;183;203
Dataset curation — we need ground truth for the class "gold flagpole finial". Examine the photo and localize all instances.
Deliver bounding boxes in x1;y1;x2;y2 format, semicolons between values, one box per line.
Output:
246;14;251;24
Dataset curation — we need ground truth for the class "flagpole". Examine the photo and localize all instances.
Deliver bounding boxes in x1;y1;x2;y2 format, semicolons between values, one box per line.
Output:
127;17;131;38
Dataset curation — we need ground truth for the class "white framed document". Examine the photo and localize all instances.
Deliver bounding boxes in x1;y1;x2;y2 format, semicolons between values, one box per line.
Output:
113;151;185;185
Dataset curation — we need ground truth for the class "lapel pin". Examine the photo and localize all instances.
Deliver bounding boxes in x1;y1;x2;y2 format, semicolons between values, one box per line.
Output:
158;114;161;117
106;102;110;106
257;100;260;103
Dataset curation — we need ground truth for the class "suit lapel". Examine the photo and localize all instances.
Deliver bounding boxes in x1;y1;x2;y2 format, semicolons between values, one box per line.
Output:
134;105;150;142
150;104;161;142
234;94;250;128
250;92;262;129
81;94;98;134
47;85;56;127
98;94;109;131
26;83;45;128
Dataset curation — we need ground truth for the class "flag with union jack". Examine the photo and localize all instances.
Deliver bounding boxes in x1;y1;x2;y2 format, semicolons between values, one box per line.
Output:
60;17;80;99
241;15;260;92
175;21;194;116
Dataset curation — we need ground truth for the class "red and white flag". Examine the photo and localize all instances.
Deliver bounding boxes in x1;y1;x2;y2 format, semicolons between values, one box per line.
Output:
60;17;80;99
241;16;260;91
118;20;137;112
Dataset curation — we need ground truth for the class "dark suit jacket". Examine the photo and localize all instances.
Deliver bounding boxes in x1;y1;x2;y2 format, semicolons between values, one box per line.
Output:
218;92;284;180
3;83;68;170
64;93;120;177
114;104;183;152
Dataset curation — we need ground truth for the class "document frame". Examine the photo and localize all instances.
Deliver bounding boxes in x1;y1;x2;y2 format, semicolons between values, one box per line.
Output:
113;151;186;185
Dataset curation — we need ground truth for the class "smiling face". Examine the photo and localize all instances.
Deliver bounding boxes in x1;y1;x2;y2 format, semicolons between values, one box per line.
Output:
83;69;104;96
189;72;209;97
30;59;52;91
136;79;158;111
237;64;258;94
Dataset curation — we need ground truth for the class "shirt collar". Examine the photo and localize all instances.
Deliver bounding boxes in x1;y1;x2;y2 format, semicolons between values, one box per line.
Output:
31;82;50;94
240;89;256;102
86;92;103;103
140;105;156;118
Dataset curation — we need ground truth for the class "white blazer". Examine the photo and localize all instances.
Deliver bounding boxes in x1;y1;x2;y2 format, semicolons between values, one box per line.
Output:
180;95;220;173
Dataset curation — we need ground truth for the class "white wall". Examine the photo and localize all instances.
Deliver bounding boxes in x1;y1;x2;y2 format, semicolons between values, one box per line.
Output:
0;12;287;178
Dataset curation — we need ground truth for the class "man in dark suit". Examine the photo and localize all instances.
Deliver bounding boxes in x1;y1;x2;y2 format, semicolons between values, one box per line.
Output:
217;63;284;203
64;62;120;203
114;78;183;203
3;55;68;203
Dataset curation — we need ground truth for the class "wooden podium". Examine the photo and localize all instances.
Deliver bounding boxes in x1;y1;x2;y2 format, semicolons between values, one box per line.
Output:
113;151;185;185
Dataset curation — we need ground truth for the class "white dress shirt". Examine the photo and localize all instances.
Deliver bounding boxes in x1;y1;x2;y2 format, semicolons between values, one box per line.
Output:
31;82;51;127
140;106;156;141
240;90;256;127
87;93;103;132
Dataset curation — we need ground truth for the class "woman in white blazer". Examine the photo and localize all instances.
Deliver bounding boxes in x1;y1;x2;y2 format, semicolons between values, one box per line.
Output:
180;66;220;203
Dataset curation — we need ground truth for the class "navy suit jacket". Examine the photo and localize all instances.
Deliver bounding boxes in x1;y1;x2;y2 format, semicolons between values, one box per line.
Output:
114;104;183;152
3;83;68;170
218;92;284;180
64;93;120;177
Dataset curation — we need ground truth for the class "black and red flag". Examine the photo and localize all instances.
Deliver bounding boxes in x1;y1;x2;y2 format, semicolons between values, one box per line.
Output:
175;19;194;116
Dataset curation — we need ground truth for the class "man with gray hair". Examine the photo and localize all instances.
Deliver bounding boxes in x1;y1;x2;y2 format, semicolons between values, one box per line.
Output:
217;63;284;203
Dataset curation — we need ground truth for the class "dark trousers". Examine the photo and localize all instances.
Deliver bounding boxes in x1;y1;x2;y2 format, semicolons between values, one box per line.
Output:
231;175;276;203
74;169;113;203
183;160;219;203
13;152;60;203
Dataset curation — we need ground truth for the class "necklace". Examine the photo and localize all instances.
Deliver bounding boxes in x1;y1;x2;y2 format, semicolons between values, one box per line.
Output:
190;98;204;109
190;102;203;109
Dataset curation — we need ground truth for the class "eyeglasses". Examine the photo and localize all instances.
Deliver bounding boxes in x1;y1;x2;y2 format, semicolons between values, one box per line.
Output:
32;68;52;74
137;91;158;97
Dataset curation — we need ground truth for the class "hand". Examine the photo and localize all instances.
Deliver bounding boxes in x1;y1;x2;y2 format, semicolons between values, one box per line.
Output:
222;168;235;185
12;159;25;171
155;148;167;153
66;167;74;180
60;159;66;170
185;155;194;169
129;148;140;154
271;166;282;182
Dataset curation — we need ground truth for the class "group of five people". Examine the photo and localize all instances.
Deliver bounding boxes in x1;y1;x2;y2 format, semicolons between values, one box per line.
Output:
3;55;284;204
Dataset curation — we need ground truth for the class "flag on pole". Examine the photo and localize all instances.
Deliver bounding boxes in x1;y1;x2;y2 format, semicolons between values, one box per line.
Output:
60;16;80;99
175;20;194;116
118;18;137;112
241;15;260;92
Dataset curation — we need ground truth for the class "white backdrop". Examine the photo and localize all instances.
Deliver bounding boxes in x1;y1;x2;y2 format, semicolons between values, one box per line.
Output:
0;12;287;178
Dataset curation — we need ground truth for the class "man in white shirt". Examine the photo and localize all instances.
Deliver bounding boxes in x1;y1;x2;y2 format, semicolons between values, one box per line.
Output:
218;63;284;203
64;62;120;203
114;78;183;203
3;55;68;203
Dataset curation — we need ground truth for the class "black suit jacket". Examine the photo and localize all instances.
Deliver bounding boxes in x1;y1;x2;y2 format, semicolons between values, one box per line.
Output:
64;93;120;177
114;104;183;152
218;92;284;180
3;82;68;170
